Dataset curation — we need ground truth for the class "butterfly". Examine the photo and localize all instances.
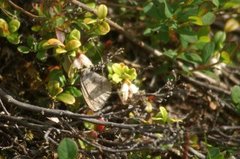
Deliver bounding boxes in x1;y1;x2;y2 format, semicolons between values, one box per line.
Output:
80;68;112;111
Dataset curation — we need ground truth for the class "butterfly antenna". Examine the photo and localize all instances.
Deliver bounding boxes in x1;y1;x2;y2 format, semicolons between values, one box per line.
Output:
92;48;125;72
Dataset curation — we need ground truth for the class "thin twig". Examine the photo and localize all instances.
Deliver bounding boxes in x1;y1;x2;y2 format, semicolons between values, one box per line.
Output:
71;0;163;57
0;98;10;115
8;0;44;19
188;147;205;159
0;114;49;130
0;88;140;129
220;125;240;130
183;76;231;95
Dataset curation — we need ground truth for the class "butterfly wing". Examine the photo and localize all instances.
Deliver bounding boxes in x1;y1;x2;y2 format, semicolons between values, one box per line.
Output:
80;69;112;111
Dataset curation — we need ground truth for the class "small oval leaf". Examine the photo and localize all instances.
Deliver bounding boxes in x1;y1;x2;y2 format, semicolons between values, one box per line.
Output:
57;138;78;159
65;39;81;51
97;21;110;35
202;12;216;25
42;38;65;49
97;4;108;19
17;46;30;54
231;85;240;104
9;19;21;33
224;18;240;32
0;18;9;36
56;92;75;104
69;29;81;40
160;106;168;123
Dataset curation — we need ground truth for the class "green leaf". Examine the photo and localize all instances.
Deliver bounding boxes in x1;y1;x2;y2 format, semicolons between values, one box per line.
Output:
220;51;231;64
163;49;177;59
215;32;226;43
124;68;137;81
57;138;78;159
48;70;66;86
36;50;47;61
180;33;198;47
69;29;81;41
189;16;203;26
202;42;215;63
47;80;63;97
42;38;64;49
159;106;168;123
108;63;137;83
231;85;240;104
55;17;65;27
180;52;202;64
111;74;122;83
9;19;20;33
97;21;110;35
207;147;224;159
143;28;152;35
97;4;108;19
202;12;216;25
224;0;240;8
78;139;86;149
143;2;154;14
55;47;67;54
214;31;226;50
31;25;41;32
17;46;30;54
197;27;211;43
144;1;166;20
65;86;82;97
111;63;123;75
83;18;97;24
65;39;81;51
161;0;172;18
27;35;36;49
56;92;75;105
189;53;202;63
6;32;20;44
212;0;219;7
83;121;95;130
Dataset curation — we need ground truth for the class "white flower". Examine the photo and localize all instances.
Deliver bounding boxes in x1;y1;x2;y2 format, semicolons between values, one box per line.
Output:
72;54;93;69
119;82;139;103
119;82;129;103
129;83;139;98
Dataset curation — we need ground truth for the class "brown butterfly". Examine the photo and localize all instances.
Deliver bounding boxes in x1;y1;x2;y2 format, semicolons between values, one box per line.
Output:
80;69;112;111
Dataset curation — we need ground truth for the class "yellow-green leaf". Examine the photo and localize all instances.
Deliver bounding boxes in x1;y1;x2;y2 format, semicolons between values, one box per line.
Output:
17;46;30;54
9;19;20;33
69;29;81;40
189;16;203;26
97;4;108;19
83;18;97;24
221;51;231;64
31;25;41;32
6;32;20;44
65;40;81;51
55;47;67;54
159;106;168;123
56;92;75;105
224;18;239;32
42;38;65;49
97;21;110;35
0;18;9;36
47;80;63;96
